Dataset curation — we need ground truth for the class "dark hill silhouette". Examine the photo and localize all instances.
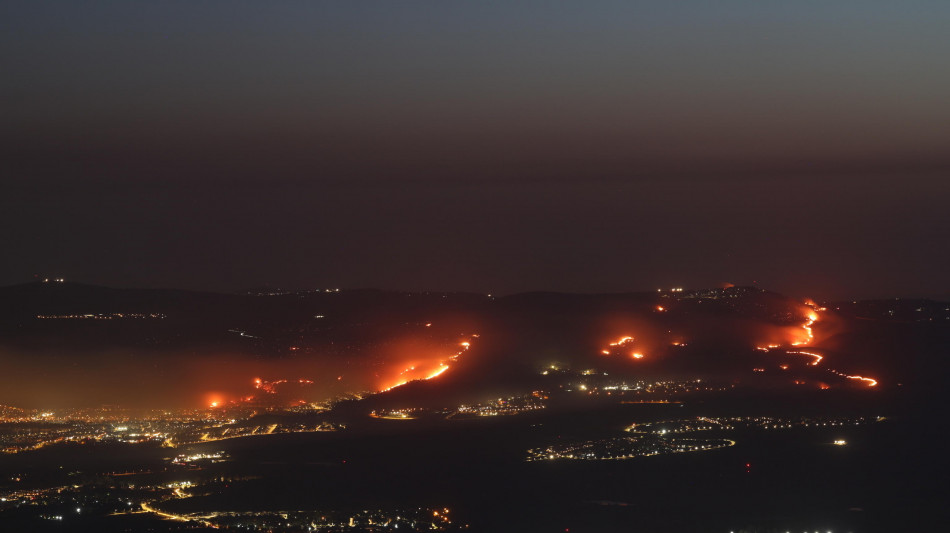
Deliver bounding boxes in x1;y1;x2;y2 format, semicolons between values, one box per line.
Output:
0;281;945;408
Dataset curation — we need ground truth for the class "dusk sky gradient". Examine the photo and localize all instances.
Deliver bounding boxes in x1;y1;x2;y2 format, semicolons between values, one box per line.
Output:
2;1;948;299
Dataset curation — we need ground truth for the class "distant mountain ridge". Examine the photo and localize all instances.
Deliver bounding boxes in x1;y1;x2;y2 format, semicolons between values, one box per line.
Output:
1;281;947;408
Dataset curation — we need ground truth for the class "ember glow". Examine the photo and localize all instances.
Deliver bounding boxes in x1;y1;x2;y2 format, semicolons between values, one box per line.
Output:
378;336;476;392
205;393;224;409
829;370;879;387
749;302;881;388
254;378;288;394
425;364;450;380
846;376;878;387
609;336;635;347
786;350;823;366
755;306;822;351
791;312;819;346
601;336;647;360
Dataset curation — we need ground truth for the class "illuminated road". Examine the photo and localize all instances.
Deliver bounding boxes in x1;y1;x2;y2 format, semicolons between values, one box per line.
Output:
140;486;218;528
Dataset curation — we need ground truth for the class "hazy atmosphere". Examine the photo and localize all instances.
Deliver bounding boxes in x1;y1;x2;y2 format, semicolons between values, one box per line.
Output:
2;4;948;532
3;1;949;299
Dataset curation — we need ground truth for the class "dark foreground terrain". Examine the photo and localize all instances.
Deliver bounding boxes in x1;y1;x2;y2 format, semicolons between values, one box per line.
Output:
1;282;946;532
1;387;941;533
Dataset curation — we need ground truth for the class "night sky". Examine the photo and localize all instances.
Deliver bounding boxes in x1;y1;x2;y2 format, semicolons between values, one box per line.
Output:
3;2;948;300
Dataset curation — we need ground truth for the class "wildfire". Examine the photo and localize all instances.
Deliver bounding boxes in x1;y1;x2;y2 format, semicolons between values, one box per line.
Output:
380;380;408;392
755;344;782;352
828;369;878;387
786;350;823;366
609;336;635;347
756;305;822;362
754;301;879;389
846;375;878;387
790;313;818;346
379;337;476;392
253;378;288;394
426;364;450;380
601;336;646;360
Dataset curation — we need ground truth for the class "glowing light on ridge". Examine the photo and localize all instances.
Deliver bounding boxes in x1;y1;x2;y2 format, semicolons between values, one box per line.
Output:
378;336;477;392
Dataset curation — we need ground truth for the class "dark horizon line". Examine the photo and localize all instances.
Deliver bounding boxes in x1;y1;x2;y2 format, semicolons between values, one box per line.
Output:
6;278;947;304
